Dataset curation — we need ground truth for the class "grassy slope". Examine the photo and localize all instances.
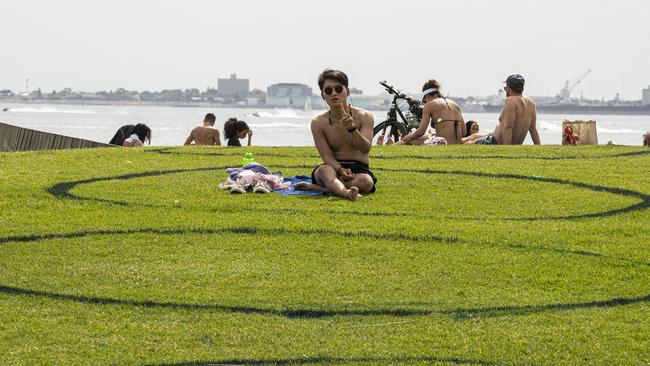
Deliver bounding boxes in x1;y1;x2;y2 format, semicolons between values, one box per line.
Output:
0;145;649;365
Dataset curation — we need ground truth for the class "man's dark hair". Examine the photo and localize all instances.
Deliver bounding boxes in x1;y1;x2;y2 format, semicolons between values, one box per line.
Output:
204;113;216;125
318;69;349;91
422;79;442;98
510;83;524;94
224;118;250;139
133;123;152;144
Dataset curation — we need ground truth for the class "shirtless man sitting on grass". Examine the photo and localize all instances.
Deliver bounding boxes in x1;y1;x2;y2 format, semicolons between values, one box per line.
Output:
300;69;376;201
464;74;541;145
184;113;221;146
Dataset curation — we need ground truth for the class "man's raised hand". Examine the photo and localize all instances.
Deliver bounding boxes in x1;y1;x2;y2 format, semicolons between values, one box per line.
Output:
339;102;355;129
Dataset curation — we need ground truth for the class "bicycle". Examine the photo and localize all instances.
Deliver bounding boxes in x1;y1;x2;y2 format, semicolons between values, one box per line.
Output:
373;81;423;144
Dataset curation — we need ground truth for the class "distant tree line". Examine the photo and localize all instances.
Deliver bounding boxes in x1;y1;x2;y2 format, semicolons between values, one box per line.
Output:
0;87;268;104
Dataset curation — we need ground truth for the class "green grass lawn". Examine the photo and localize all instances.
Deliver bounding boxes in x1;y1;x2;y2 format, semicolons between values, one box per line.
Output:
1;145;649;365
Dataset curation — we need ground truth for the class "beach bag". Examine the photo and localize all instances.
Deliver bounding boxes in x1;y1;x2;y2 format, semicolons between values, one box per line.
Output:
562;120;598;145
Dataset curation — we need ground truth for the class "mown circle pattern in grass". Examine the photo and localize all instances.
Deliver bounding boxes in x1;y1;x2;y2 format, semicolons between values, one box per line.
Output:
376;168;650;221
0;227;648;320
47;167;650;221
144;355;506;366
146;147;650;161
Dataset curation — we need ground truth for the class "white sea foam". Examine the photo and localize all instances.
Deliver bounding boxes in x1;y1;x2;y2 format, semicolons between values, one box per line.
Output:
249;122;306;129
8;107;97;114
3;103;649;146
537;120;562;131
537;120;643;134
248;109;315;119
596;127;645;134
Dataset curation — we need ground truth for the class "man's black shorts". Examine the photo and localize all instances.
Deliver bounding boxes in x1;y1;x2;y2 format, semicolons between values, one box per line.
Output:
311;160;377;193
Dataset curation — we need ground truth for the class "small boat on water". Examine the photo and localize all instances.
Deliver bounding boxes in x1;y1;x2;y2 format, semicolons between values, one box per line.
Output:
2;107;8;112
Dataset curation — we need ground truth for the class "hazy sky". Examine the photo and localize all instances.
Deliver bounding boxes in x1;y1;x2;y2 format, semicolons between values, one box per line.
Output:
1;0;649;99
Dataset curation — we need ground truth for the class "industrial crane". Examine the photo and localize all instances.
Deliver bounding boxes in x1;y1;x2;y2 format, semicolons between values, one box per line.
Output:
557;69;592;104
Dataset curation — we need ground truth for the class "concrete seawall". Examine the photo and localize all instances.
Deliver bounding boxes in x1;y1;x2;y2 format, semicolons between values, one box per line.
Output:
0;122;114;152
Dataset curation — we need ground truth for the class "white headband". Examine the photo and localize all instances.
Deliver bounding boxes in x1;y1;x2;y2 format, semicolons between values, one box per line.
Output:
421;88;438;99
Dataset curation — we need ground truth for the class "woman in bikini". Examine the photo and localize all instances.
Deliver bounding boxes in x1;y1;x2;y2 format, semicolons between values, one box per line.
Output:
398;79;466;145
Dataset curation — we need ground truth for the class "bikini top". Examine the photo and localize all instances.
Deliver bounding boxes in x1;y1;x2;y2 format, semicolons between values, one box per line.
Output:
430;98;463;140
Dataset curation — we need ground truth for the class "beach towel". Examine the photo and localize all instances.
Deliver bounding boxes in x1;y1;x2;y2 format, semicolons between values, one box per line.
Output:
276;175;324;196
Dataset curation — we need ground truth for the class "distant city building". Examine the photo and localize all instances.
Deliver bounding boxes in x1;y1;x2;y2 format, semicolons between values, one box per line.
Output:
643;86;650;105
217;74;249;97
0;89;14;98
349;94;389;110
266;83;313;108
350;87;363;95
267;83;312;97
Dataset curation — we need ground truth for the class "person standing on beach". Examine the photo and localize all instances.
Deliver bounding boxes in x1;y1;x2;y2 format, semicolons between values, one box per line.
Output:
306;69;376;201
465;74;541;145
184;113;221;145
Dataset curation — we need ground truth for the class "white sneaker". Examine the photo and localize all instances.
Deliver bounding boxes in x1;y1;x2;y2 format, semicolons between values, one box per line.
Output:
252;182;270;193
230;185;246;194
219;178;239;190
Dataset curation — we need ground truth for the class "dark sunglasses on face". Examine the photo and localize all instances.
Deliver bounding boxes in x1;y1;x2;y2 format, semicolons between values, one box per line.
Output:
323;84;345;95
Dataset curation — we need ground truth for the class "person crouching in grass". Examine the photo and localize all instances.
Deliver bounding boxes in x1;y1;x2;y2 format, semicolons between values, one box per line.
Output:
224;118;253;147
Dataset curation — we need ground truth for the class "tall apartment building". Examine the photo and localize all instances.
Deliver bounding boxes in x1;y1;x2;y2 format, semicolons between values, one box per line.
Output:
217;74;249;97
643;86;650;105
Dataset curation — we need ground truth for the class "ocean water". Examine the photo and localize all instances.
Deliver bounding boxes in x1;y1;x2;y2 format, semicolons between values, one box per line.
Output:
2;102;649;146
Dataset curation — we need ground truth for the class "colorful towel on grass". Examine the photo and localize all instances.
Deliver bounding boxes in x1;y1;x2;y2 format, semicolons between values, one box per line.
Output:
275;175;324;196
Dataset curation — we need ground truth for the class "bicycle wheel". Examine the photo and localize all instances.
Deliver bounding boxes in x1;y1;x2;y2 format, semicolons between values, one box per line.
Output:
373;120;408;145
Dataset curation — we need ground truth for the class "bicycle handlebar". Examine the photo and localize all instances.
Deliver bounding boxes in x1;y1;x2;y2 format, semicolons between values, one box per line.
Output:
379;81;420;106
379;81;401;96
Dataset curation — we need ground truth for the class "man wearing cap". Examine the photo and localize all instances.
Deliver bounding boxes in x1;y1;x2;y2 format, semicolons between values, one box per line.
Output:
465;74;540;145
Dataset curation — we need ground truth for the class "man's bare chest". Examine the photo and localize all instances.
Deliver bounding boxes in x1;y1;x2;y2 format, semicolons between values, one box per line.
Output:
322;126;354;151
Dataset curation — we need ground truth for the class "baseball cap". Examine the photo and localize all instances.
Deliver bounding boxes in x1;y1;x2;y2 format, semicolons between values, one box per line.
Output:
504;74;525;87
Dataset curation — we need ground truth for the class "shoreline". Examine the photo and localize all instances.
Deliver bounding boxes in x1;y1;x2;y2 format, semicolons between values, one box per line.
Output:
5;99;650;116
1;98;319;110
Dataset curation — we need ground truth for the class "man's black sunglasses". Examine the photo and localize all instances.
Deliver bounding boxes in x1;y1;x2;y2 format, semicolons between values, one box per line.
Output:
323;85;345;95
